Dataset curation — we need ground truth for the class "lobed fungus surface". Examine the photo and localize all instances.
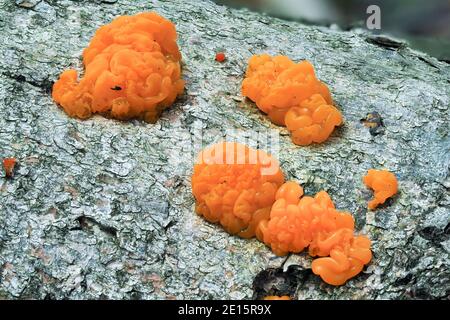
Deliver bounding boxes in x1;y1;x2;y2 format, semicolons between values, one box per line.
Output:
242;54;342;145
52;12;185;122
191;143;373;286
258;181;372;285
191;142;285;238
363;169;398;210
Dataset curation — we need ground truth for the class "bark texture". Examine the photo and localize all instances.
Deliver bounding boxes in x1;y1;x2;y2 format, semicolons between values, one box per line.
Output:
0;0;449;299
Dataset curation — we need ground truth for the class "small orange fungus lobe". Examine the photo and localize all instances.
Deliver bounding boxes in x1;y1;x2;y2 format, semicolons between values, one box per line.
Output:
242;55;342;145
191;142;284;238
363;169;398;210
3;158;17;178
258;181;372;285
263;296;291;300
52;12;185;122
215;52;226;62
311;235;372;286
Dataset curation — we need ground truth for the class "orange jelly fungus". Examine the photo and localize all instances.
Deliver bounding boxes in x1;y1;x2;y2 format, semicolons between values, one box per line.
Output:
258;181;372;285
215;52;226;62
191;142;284;238
3;158;17;178
263;296;291;300
363;169;398;210
242;55;343;145
52;12;185;122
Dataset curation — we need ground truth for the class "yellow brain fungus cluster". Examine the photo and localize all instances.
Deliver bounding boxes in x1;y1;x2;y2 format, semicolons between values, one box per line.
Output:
363;169;398;210
191;143;372;286
263;296;291;300
52;12;185;122
191;142;285;238
242;54;343;145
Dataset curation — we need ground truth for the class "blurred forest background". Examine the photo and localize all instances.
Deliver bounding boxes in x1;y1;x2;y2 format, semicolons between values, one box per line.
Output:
214;0;450;61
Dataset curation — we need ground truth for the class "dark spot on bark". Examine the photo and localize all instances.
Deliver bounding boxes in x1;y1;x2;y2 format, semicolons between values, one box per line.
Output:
252;265;311;300
374;194;397;210
111;86;122;91
354;206;367;232
366;36;405;51
44;293;56;300
418;223;449;246
2;72;53;93
13;74;26;82
80;277;87;291
164;219;176;231
360;111;385;136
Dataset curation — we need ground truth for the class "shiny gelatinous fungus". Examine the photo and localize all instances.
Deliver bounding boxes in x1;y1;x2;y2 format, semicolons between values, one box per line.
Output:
215;52;226;62
311;235;372;286
52;12;185;122
191;142;284;238
191;143;372;286
363;169;398;210
242;54;343;146
252;265;310;300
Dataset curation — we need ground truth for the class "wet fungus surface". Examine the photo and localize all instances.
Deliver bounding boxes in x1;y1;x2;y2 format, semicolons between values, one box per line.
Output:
259;180;372;286
263;295;291;300
242;54;343;145
252;265;310;299
2;158;17;178
360;111;385;136
52;12;185;122
191;142;285;238
363;169;398;210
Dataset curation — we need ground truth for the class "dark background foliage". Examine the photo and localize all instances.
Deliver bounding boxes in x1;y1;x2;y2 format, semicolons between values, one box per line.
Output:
214;0;450;61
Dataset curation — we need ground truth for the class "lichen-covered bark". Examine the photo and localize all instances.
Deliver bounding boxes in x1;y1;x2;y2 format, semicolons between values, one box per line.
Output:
0;0;449;299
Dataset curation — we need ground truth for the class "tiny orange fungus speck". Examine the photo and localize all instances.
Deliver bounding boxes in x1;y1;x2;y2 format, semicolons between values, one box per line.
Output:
3;158;17;178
